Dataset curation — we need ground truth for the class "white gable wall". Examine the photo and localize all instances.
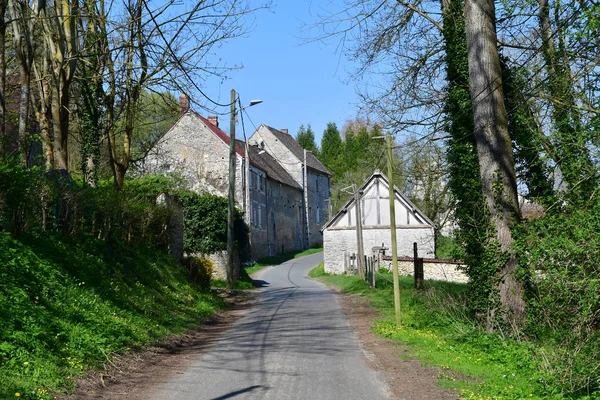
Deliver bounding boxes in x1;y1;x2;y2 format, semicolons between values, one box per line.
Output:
324;226;434;274
323;173;435;274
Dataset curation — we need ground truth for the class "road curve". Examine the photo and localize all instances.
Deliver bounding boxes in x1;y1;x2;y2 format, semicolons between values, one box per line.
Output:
148;252;391;400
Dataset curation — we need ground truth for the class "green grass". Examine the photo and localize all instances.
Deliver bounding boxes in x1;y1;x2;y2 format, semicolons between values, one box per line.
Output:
310;266;585;400
244;247;323;277
0;232;225;400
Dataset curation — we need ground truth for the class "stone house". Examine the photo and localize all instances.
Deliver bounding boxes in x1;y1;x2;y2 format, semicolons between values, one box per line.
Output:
145;96;321;260
249;125;331;249
322;170;435;274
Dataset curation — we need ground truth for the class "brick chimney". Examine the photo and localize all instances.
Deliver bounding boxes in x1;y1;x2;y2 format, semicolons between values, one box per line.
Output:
208;115;219;128
179;94;190;117
280;128;288;134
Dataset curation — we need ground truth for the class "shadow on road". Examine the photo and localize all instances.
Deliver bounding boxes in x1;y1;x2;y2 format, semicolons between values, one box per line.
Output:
251;279;270;288
210;385;268;399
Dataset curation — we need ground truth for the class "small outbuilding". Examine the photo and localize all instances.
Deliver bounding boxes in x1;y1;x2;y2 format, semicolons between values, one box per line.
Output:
322;170;435;274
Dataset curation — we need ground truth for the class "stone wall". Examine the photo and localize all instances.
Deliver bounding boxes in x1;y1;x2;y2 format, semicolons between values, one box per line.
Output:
306;170;329;248
265;181;304;257
323;226;435;274
145;113;244;204
203;250;240;281
379;257;468;284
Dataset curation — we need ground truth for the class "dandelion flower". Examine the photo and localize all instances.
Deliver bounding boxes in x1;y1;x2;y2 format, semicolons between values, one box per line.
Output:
15;393;20;397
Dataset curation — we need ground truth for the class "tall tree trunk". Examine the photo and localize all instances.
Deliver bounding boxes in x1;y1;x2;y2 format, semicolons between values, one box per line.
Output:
0;0;6;147
32;55;55;169
464;0;525;328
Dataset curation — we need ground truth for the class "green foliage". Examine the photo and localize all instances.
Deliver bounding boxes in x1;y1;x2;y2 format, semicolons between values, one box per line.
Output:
515;202;600;396
319;122;344;177
436;235;465;260
326;122;391;213
0;163;178;248
296;124;319;154
0;232;224;399
180;192;250;260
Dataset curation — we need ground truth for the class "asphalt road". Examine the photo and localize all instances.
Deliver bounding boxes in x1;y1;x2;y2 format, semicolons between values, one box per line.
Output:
148;252;391;400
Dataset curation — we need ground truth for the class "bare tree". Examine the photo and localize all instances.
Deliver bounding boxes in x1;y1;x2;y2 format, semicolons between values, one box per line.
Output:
95;0;267;189
7;0;40;163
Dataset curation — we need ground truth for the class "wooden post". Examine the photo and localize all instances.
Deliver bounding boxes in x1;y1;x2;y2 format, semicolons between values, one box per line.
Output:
414;242;424;289
387;132;401;326
226;89;236;289
304;149;310;249
355;184;365;280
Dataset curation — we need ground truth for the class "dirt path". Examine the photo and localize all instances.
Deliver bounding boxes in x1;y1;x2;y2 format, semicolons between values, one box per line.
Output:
63;287;458;400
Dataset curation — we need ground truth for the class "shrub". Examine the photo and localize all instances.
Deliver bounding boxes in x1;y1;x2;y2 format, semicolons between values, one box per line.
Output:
180;192;250;261
515;200;600;396
0;164;176;249
184;257;214;289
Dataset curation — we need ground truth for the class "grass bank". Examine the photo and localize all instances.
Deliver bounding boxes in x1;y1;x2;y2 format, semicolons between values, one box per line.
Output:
310;264;592;400
0;233;225;400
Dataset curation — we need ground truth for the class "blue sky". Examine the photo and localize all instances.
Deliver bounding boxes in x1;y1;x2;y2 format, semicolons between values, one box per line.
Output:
192;1;361;145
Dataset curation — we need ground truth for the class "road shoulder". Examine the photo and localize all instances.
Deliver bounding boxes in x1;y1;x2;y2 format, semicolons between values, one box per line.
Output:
328;284;459;400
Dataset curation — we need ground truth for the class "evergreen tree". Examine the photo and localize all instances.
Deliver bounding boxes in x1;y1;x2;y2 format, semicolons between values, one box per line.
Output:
296;124;319;154
320;122;344;177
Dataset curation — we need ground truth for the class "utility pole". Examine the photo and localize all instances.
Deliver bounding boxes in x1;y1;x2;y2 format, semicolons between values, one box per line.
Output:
304;149;310;249
227;89;236;289
387;132;401;326
245;141;251;226
354;184;365;280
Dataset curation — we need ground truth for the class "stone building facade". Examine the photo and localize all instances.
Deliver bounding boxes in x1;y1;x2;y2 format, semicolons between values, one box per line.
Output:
249;125;331;248
145;97;318;260
322;171;435;275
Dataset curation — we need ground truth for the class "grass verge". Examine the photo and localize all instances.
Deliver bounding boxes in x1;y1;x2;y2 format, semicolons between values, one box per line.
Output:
310;263;586;400
0;232;225;400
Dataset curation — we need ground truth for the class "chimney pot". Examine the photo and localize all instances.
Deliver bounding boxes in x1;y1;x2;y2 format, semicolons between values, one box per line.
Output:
208;115;219;128
179;94;190;117
281;128;288;134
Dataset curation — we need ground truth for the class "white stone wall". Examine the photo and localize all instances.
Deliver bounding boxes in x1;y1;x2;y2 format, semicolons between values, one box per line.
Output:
379;259;468;284
323;226;435;274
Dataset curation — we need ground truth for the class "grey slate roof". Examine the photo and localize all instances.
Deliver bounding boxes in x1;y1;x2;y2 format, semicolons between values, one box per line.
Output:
264;126;330;175
235;140;301;190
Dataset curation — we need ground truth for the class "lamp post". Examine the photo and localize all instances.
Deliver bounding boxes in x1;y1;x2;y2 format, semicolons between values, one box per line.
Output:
227;89;262;289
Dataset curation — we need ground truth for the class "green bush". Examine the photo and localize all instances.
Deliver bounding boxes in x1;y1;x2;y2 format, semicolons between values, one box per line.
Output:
515;201;600;396
0;163;177;249
184;257;214;289
180;192;250;260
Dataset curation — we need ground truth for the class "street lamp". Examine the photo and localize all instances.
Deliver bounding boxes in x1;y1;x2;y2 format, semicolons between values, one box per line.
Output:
227;89;262;289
